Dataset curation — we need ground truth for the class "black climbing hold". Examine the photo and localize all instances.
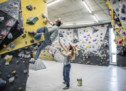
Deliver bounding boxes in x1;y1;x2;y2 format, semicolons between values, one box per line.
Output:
28;31;35;35
30;39;34;43
42;13;46;18
59;32;63;37
123;4;125;8
112;0;116;4
26;5;32;11
22;34;26;38
121;8;125;13
116;8;119;12
93;29;99;33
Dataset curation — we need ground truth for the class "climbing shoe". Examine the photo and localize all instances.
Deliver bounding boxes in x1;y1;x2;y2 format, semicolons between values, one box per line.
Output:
63;86;69;90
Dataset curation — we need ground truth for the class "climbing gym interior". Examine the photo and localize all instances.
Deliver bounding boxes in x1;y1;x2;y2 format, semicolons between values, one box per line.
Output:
0;0;126;91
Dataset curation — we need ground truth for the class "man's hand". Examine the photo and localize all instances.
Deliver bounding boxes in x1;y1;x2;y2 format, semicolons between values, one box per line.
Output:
43;13;47;18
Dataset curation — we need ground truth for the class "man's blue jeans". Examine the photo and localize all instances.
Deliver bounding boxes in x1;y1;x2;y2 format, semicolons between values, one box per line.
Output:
34;26;52;60
63;64;71;87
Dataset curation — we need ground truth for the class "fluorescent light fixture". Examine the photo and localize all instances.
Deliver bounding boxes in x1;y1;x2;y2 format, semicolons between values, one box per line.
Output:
47;0;61;7
82;1;92;13
92;15;98;22
63;23;74;26
76;22;94;25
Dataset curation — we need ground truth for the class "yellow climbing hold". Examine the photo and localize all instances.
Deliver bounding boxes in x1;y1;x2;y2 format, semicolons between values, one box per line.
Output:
4;55;13;65
86;45;90;48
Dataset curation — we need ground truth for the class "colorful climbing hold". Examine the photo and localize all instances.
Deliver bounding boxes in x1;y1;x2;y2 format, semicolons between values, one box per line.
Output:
4;55;13;65
1;30;7;36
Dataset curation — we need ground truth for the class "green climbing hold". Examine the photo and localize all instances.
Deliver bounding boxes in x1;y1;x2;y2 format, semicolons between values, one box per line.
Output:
26;16;39;25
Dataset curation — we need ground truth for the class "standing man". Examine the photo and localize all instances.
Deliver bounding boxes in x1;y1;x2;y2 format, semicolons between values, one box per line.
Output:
29;15;62;62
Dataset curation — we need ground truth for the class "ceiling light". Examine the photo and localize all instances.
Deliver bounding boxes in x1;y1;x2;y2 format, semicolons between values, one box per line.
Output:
92;15;98;22
82;1;92;13
47;0;61;7
63;23;74;26
76;22;94;25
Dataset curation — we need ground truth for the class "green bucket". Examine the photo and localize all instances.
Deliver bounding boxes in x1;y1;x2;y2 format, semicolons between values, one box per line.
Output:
77;78;82;86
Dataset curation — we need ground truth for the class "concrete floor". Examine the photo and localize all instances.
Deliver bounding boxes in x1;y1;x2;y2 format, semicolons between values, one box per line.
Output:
26;60;126;91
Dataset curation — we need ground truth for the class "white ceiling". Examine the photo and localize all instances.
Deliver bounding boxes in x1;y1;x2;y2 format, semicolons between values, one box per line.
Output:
47;0;110;28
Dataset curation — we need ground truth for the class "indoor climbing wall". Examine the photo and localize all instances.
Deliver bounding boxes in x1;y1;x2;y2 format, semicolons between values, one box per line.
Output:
0;0;47;90
48;24;110;66
0;46;32;91
0;0;47;55
0;0;23;52
107;0;126;45
107;0;126;66
0;0;20;19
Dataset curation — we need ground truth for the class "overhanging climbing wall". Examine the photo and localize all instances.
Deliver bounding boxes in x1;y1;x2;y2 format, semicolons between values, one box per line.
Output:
0;0;47;54
106;0;126;45
106;0;126;66
0;0;8;4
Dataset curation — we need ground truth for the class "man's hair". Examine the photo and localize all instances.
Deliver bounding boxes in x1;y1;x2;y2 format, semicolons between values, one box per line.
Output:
56;20;62;27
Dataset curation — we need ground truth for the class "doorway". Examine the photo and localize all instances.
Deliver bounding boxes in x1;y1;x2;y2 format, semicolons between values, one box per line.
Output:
109;28;117;64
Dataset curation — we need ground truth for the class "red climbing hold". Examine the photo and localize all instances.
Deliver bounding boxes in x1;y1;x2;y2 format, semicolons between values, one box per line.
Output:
6;20;14;27
50;49;53;52
101;25;104;27
1;30;7;36
118;39;123;44
75;45;78;47
94;54;97;56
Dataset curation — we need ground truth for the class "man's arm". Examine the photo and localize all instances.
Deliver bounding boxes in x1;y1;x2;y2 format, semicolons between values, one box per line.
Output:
46;17;53;26
44;14;53;26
